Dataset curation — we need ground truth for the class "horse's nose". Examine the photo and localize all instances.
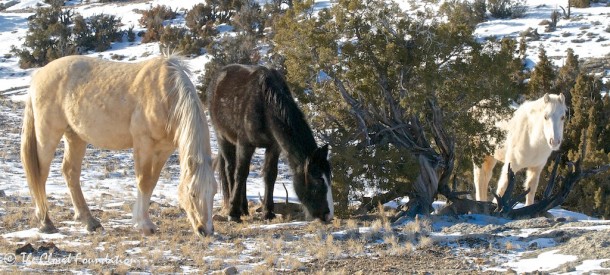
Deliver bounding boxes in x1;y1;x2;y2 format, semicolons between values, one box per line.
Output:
549;138;561;147
197;224;214;237
324;212;333;222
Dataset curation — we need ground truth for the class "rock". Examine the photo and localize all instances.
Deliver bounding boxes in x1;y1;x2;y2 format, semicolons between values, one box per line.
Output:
0;190;6;197
212;266;238;275
222;266;238;275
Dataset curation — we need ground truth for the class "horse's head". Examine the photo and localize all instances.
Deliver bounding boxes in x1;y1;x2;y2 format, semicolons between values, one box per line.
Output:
295;144;334;222
542;93;567;150
179;156;217;237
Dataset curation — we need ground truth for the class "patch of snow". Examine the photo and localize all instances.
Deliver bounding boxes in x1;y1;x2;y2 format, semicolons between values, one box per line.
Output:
504;249;578;273
2;228;66;239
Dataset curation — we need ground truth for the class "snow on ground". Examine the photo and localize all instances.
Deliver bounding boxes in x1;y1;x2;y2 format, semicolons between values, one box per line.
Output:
0;0;609;273
475;0;610;66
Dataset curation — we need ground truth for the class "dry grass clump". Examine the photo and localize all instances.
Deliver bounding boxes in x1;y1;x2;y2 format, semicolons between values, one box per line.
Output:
401;216;432;234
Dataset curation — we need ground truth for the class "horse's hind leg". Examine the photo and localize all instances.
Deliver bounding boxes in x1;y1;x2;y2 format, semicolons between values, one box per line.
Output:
473;156;497;202
229;143;255;222
132;139;173;235
262;147;280;220
524;165;543;206
28;126;64;233
62;129;101;232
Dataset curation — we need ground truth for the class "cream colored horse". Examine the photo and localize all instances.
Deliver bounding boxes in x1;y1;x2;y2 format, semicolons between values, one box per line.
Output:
21;55;216;236
474;93;567;206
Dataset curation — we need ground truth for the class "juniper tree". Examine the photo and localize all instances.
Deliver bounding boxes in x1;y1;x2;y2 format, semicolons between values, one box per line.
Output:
11;2;74;68
272;0;522;214
565;97;610;218
556;48;580;107
528;46;556;99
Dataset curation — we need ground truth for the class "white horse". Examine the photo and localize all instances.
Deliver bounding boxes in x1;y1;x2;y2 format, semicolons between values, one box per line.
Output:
473;93;567;206
21;55;216;236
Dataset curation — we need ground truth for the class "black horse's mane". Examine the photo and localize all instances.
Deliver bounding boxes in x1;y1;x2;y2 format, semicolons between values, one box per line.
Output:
260;68;317;169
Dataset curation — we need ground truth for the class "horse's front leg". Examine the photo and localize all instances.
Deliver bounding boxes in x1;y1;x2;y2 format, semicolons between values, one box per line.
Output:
495;162;512;203
228;144;255;222
132;140;172;235
524;165;544;206
62;130;101;232
262;147;280;220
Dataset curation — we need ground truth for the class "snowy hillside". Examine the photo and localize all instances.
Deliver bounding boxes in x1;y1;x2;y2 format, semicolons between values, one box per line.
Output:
0;0;609;273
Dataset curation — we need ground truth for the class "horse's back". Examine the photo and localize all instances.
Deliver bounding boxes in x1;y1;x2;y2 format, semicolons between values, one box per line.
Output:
209;64;277;147
30;56;175;149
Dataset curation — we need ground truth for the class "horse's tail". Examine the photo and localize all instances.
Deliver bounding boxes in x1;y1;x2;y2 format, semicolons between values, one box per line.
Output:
21;96;46;218
212;154;232;209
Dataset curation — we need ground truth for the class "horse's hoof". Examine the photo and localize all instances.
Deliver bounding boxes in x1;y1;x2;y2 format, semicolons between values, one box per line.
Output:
39;223;58;234
197;225;214;237
141;227;155;236
228;216;242;223
263;212;276;220
86;219;103;232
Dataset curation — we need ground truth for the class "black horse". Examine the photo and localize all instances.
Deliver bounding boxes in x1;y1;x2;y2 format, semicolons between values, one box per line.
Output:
208;64;333;222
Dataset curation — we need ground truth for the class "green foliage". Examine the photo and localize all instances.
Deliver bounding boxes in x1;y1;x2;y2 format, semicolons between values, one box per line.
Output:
272;0;522;214
159;26;208;56
12;3;122;68
555;48;579;110
570;0;591;8
200;0;242;24
127;25;136;42
185;3;219;38
138;5;177;43
233;0;266;35
546;70;610;218
11;3;74;68
81;14;122;52
527;46;556;99
439;0;486;29
197;33;260;103
487;0;527;19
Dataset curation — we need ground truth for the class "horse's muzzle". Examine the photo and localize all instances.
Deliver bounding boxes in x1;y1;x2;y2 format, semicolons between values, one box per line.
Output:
549;138;562;149
197;224;214;237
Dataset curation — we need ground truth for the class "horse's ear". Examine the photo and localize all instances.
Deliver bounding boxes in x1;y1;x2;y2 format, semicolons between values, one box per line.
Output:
559;93;565;103
544;93;550;103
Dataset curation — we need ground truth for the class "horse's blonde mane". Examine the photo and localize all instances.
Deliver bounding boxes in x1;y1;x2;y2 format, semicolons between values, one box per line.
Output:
164;55;215;211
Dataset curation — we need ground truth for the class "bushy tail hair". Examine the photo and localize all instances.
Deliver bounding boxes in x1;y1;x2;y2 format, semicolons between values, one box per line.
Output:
21;96;47;219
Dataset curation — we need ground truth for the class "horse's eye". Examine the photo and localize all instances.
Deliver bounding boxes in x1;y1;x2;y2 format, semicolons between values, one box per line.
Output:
561;115;565;120
544;115;549;120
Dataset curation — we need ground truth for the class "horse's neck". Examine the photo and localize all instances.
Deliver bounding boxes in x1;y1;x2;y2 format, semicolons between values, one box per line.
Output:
281;140;315;172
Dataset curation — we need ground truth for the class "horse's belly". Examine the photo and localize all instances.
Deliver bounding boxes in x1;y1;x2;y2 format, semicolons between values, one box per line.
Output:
66;113;133;149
